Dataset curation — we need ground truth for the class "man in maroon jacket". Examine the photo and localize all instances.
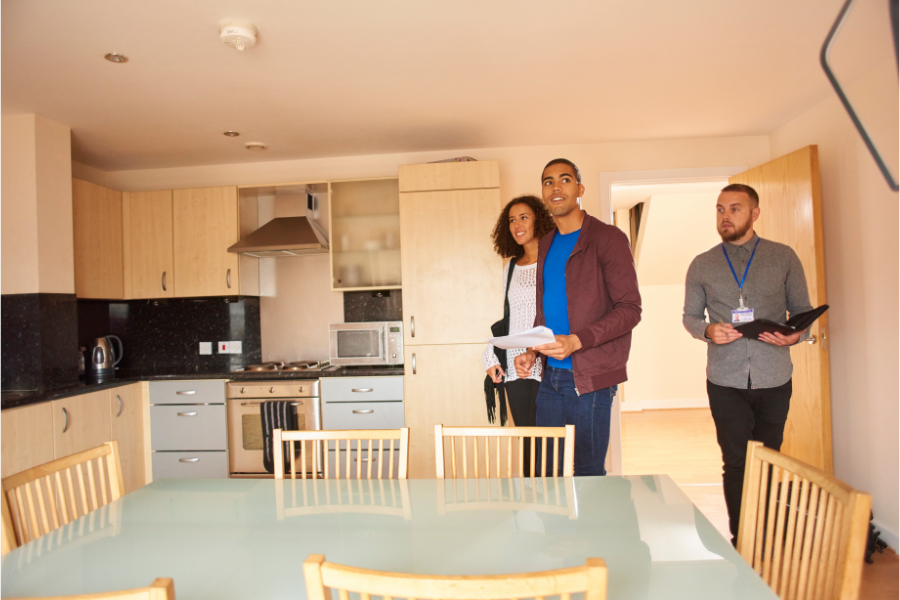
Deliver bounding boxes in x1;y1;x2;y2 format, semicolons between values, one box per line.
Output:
515;158;642;475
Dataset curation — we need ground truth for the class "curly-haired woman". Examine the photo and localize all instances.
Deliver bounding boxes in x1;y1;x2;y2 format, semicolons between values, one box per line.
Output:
482;194;555;474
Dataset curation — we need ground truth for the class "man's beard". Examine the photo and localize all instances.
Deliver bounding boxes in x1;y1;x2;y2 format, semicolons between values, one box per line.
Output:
719;219;752;243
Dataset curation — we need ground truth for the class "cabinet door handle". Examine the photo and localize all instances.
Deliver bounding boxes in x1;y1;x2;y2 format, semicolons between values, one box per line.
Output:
354;457;375;462
179;458;200;463
412;353;416;375
162;271;167;291
351;388;373;393
352;409;374;414
176;390;196;395
410;316;415;338
822;327;827;351
177;412;198;417
226;269;232;289
61;407;69;433
116;394;123;417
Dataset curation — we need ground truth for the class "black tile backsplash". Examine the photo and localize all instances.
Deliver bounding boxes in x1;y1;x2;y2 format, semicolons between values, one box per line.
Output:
343;290;402;322
96;296;262;376
2;293;78;391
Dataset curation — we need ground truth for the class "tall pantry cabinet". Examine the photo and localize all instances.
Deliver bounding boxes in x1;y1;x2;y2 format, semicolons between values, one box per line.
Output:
398;161;504;478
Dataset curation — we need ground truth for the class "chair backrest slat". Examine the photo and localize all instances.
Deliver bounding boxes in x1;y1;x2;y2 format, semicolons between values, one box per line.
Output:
273;429;409;480
4;577;176;600
435;425;575;479
735;441;871;600
2;441;123;554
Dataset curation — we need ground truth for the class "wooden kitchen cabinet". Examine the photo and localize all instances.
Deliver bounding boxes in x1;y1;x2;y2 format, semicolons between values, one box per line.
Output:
1;402;55;479
109;382;150;493
123;190;175;299
330;178;402;291
51;390;112;460
72;179;125;299
398;162;502;346
172;186;242;297
403;344;491;479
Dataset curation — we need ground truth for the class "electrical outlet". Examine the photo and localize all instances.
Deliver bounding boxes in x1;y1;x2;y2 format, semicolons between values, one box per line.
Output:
199;342;212;355
231;341;242;354
218;341;231;354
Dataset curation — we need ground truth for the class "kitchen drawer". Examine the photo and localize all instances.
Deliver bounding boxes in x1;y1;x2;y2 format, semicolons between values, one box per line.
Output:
321;376;403;402
152;451;228;479
326;449;403;480
323;401;404;431
150;405;227;450
149;380;226;405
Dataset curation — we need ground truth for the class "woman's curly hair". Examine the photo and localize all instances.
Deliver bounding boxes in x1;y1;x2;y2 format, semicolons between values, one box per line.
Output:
491;195;555;259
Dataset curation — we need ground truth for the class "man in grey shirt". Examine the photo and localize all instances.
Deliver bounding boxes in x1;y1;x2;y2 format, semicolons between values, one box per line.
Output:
683;183;812;544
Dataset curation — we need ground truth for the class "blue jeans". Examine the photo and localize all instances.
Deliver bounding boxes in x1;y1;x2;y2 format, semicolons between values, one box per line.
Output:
535;366;615;476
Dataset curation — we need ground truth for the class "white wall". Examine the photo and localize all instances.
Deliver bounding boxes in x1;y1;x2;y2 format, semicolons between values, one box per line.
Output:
769;89;899;546
2;114;73;294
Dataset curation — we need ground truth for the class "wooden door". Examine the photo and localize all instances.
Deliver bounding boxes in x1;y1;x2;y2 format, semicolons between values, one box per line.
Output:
730;145;833;472
172;187;240;297
109;383;149;493
72;179;124;299
399;188;503;345
52;391;112;459
1;403;55;478
123;190;175;299
403;344;492;478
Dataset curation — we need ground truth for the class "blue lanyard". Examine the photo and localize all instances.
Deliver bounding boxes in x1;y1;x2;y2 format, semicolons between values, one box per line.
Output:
722;238;760;307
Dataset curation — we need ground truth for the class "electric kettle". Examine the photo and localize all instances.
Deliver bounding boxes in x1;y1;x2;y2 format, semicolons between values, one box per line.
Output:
85;335;123;383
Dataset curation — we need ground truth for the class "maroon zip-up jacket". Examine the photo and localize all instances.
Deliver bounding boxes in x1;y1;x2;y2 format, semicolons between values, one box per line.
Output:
534;212;642;394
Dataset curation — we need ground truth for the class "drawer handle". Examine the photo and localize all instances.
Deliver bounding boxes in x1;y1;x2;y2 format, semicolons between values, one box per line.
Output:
351;388;373;393
352;409;374;414
116;394;123;417
177;412;198;417
62;407;69;433
176;390;197;395
179;458;200;463
354;457;375;462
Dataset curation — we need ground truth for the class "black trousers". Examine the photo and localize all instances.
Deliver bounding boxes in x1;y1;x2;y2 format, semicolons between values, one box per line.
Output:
505;378;540;476
707;378;792;542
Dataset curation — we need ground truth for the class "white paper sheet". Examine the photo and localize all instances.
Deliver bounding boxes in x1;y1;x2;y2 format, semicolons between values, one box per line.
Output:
488;326;556;349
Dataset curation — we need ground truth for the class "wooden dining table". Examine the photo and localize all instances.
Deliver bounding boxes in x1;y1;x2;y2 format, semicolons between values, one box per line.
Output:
1;476;777;600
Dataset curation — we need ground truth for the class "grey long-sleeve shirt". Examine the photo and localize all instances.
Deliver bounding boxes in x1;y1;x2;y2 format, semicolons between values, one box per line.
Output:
683;233;813;389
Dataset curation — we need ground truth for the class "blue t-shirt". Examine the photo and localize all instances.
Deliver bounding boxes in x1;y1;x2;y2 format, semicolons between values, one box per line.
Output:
542;228;581;369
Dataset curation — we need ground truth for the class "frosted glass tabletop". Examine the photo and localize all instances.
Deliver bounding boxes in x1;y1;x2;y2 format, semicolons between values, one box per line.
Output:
1;476;777;600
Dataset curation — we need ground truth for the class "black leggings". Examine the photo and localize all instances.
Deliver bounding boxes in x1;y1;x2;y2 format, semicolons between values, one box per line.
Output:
505;378;540;476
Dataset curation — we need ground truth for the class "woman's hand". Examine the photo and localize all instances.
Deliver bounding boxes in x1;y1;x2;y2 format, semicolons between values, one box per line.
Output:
514;350;537;378
486;364;505;384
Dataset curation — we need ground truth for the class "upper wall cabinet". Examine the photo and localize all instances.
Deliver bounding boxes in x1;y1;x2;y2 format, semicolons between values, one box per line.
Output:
330;178;401;291
123;190;175;299
173;187;243;297
72;179;125;299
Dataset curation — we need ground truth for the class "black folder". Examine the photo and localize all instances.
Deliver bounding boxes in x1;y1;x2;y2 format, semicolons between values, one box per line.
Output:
733;305;829;340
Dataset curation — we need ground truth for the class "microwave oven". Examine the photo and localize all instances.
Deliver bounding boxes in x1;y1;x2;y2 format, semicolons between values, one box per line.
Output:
329;321;403;366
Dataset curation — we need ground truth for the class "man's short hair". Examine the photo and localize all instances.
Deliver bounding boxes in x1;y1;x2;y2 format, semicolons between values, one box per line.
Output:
721;183;759;207
543;158;582;184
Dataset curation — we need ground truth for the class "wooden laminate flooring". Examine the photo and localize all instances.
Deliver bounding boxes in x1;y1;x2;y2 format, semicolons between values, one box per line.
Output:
621;408;898;599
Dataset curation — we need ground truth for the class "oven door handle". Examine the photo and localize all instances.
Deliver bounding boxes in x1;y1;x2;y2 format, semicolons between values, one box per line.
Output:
239;401;304;406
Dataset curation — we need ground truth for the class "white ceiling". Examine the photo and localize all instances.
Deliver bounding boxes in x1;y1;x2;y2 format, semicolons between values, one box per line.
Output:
2;0;846;172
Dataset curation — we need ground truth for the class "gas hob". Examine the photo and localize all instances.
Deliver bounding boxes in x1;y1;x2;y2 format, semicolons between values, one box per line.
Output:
240;360;331;372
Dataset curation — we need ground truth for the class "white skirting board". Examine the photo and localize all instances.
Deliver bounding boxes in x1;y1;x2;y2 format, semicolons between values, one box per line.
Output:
620;398;710;412
872;519;899;551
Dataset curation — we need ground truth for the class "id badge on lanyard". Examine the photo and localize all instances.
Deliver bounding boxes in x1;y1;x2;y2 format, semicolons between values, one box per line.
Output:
723;239;760;324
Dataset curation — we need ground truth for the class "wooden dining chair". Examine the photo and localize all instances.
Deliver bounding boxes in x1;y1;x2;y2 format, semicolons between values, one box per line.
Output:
4;577;174;600
273;428;410;480
434;424;575;479
2;441;124;551
736;441;872;600
303;554;606;600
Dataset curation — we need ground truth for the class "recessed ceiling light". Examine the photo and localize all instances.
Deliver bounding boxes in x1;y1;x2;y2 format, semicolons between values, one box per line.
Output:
245;142;267;151
224;131;240;137
104;53;128;63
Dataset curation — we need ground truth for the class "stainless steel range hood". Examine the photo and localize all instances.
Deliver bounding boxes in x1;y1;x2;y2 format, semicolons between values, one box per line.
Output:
227;216;329;257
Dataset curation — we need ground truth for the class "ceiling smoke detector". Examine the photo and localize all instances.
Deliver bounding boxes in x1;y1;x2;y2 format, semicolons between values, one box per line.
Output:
245;142;267;151
219;19;258;51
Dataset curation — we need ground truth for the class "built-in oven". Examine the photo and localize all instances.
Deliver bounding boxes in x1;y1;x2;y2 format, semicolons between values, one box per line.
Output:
329;321;403;366
227;381;322;477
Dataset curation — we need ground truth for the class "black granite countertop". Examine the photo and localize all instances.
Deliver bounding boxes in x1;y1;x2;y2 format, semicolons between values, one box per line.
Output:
1;366;405;410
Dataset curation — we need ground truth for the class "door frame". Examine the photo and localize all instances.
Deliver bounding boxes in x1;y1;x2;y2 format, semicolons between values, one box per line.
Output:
597;165;747;476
